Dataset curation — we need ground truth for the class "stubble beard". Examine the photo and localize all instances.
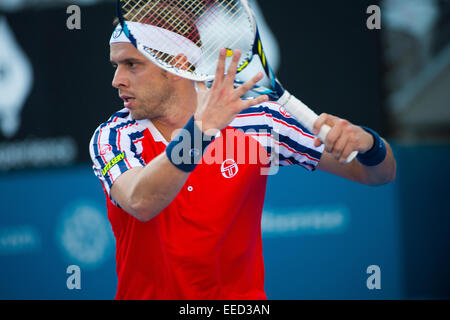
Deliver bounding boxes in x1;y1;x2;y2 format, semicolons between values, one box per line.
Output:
131;83;175;121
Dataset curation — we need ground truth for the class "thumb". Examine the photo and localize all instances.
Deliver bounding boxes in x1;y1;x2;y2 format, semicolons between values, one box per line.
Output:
314;137;323;148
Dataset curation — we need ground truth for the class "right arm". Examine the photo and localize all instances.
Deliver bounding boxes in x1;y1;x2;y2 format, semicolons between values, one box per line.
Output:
108;49;268;222
110;154;189;222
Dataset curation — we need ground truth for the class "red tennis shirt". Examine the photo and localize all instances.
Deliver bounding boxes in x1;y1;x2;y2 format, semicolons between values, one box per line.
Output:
89;102;323;299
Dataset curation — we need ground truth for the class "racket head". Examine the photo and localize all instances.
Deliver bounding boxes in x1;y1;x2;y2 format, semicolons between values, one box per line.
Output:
116;0;257;82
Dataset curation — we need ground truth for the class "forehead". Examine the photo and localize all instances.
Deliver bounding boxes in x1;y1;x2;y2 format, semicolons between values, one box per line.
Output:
109;42;145;61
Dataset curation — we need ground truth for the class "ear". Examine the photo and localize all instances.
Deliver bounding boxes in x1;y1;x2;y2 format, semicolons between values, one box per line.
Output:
173;54;189;70
168;54;190;81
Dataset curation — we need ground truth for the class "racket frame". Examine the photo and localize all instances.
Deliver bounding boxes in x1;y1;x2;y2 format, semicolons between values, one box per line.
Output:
116;0;357;163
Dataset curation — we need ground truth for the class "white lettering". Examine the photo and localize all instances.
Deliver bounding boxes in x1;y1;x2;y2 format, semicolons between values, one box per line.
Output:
179;304;213;317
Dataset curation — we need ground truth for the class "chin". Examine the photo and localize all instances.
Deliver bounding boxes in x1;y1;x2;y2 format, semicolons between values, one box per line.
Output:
129;110;146;120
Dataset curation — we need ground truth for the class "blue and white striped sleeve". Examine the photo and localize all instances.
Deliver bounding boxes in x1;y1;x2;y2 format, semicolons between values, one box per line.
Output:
89;119;146;197
230;101;324;171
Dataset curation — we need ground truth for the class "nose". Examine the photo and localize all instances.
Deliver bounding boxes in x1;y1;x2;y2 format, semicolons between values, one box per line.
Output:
112;65;129;89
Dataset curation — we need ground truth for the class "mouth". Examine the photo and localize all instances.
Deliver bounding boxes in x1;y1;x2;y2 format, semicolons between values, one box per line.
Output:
120;94;136;109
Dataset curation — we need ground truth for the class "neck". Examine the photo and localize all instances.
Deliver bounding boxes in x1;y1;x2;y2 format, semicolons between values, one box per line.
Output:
151;80;197;142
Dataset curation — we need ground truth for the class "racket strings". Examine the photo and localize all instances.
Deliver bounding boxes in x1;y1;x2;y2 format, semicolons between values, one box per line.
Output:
198;2;249;65
123;1;158;23
150;4;193;37
119;0;254;78
121;0;246;46
122;0;205;70
198;2;255;70
124;0;204;44
153;0;208;68
156;1;206;47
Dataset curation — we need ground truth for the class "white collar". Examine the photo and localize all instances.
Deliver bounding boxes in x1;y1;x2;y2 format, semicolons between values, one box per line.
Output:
136;118;169;146
136;117;221;146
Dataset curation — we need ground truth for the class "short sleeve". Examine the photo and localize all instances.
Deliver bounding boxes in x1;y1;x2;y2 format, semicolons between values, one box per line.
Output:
231;101;324;171
89;120;146;198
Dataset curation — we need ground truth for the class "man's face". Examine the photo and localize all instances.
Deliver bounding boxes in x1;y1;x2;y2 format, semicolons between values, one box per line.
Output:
110;43;174;120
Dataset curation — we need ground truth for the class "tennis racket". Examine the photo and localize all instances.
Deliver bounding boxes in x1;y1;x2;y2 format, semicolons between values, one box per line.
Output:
116;0;358;163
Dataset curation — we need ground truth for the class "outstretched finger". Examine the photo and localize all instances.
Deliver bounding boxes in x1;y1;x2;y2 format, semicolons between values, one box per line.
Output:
232;72;264;100
212;48;227;89
224;50;242;87
238;95;269;112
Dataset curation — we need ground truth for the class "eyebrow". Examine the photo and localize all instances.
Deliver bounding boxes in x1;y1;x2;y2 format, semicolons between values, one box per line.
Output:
110;58;143;65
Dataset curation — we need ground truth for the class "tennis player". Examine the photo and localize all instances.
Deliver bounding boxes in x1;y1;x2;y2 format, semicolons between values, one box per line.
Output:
89;21;396;299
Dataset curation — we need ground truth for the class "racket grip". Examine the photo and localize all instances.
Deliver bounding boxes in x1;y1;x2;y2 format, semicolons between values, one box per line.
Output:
278;90;358;164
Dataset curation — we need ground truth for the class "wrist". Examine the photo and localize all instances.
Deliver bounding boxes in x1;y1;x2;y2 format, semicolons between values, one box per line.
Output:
165;116;215;172
356;127;386;166
194;116;220;137
361;130;375;154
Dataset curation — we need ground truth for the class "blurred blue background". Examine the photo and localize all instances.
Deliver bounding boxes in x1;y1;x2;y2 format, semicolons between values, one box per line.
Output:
1;0;449;299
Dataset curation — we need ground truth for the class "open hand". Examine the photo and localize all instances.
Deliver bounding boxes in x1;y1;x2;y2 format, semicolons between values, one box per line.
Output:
194;48;268;134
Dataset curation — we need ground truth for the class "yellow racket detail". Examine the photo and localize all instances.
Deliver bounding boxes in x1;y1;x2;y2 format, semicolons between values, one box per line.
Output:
237;60;249;72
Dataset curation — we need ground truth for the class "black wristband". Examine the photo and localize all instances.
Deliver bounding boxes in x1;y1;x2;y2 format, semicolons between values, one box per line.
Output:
165;116;215;172
356;126;387;166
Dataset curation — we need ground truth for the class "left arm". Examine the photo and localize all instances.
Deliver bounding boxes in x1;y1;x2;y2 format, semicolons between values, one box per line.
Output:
313;113;396;186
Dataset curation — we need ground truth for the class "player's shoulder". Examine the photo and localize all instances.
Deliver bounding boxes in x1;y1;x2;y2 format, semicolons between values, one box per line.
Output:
232;100;313;136
90;108;143;145
238;100;290;118
231;100;292;128
98;108;132;128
